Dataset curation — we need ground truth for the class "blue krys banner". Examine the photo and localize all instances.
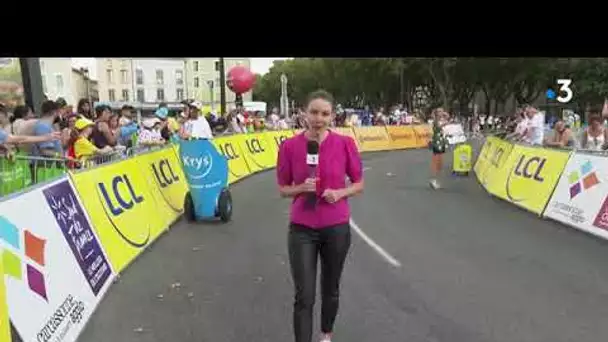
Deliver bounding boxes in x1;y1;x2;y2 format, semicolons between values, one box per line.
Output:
178;139;228;219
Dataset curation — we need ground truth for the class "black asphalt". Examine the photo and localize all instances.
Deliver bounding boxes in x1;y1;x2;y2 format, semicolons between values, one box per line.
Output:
79;148;608;342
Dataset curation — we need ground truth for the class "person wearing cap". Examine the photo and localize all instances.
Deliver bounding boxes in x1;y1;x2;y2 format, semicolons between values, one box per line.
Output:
68;117;114;165
179;100;213;139
138;117;165;146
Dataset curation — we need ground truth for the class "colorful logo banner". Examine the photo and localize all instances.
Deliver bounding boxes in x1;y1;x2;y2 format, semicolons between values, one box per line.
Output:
545;153;608;240
0;177;112;342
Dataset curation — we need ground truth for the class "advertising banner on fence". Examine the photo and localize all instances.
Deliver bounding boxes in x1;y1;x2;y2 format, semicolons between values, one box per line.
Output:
135;147;188;227
473;139;491;183
0;262;10;342
0;177;113;342
412;125;431;148
475;137;514;193
386;126;418;149
234;133;276;173
489;145;571;215
332;127;359;149
69;158;166;273
544;153;608;239
212;137;252;184
353;126;391;152
264;130;295;166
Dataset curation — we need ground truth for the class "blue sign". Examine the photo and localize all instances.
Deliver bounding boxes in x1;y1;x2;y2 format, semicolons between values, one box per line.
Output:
179;139;228;219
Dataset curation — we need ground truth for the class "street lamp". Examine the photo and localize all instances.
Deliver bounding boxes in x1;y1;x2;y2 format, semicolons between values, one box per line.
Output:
207;80;215;110
280;73;289;118
80;67;90;104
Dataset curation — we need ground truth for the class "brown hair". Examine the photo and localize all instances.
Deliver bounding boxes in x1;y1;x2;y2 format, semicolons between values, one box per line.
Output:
589;114;602;124
67;128;81;148
306;89;335;109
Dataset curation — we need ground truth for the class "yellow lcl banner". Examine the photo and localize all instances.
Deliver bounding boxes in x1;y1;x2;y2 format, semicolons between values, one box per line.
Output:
353;126;391;152
69;157;167;273
135;147;189;227
487;144;571;215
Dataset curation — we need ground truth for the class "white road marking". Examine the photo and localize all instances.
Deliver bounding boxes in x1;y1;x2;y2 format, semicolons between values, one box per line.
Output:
349;218;402;268
363;167;371;172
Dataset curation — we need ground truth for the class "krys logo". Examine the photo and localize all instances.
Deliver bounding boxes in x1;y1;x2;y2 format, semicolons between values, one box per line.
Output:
183;153;213;180
151;158;182;213
96;174;149;247
0;216;48;301
506;154;546;202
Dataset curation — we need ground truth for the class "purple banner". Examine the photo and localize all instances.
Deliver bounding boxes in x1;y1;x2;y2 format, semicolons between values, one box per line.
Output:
43;179;111;296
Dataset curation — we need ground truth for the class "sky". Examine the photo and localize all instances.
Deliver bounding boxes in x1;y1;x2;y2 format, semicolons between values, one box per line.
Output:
71;58;289;80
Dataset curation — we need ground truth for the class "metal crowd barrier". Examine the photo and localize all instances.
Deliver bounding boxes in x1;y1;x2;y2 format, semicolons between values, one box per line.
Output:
0;144;168;199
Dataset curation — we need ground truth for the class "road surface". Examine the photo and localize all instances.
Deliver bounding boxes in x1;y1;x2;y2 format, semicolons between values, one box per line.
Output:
79;149;608;342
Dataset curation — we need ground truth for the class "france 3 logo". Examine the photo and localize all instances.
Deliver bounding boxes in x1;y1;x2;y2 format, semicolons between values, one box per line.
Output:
546;79;573;104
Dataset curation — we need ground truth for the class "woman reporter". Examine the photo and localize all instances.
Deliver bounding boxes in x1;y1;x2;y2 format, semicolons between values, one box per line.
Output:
276;90;364;342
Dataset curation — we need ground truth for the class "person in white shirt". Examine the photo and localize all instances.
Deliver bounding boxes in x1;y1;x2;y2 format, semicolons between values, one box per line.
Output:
523;105;545;145
582;114;607;151
179;101;214;139
507;112;529;141
138;118;165;146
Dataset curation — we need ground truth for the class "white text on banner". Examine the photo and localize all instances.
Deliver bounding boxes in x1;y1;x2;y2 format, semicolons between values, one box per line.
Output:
544;152;608;240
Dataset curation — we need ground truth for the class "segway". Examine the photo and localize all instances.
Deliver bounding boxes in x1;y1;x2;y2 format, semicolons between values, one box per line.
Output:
178;138;233;223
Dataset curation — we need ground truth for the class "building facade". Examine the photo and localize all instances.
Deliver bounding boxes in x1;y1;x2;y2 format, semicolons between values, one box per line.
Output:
184;58;252;109
71;68;99;104
132;58;185;103
39;58;74;104
95;58;134;103
94;58;252;107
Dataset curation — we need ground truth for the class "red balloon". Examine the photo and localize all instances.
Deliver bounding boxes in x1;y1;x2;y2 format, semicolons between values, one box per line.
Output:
226;66;255;94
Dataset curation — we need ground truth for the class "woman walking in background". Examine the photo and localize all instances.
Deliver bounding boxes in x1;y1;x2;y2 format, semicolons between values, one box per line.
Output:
276;90;364;342
429;108;449;190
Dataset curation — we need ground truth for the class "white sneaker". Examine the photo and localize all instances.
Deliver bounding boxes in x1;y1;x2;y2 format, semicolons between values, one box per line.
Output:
429;179;441;189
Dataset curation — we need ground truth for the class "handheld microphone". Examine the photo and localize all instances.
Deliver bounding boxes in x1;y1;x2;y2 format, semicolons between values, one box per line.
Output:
305;140;319;208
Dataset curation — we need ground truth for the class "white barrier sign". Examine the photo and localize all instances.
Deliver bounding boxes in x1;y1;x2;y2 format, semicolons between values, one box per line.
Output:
443;124;467;145
544;153;608;240
0;177;114;342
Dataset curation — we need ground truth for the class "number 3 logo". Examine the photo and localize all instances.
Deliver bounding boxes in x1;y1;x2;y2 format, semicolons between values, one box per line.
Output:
557;79;573;103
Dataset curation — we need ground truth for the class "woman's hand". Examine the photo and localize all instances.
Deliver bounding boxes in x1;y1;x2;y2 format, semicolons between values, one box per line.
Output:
298;178;317;193
322;188;344;204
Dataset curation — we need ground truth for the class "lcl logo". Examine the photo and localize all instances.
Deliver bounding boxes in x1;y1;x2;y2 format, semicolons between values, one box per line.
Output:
489;147;504;167
98;174;144;216
218;143;240;160
273;135;288;147
246;138;265;154
513;155;546;182
152;159;180;188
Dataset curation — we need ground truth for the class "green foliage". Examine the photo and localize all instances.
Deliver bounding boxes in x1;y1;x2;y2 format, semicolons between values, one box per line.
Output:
252;57;608;114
